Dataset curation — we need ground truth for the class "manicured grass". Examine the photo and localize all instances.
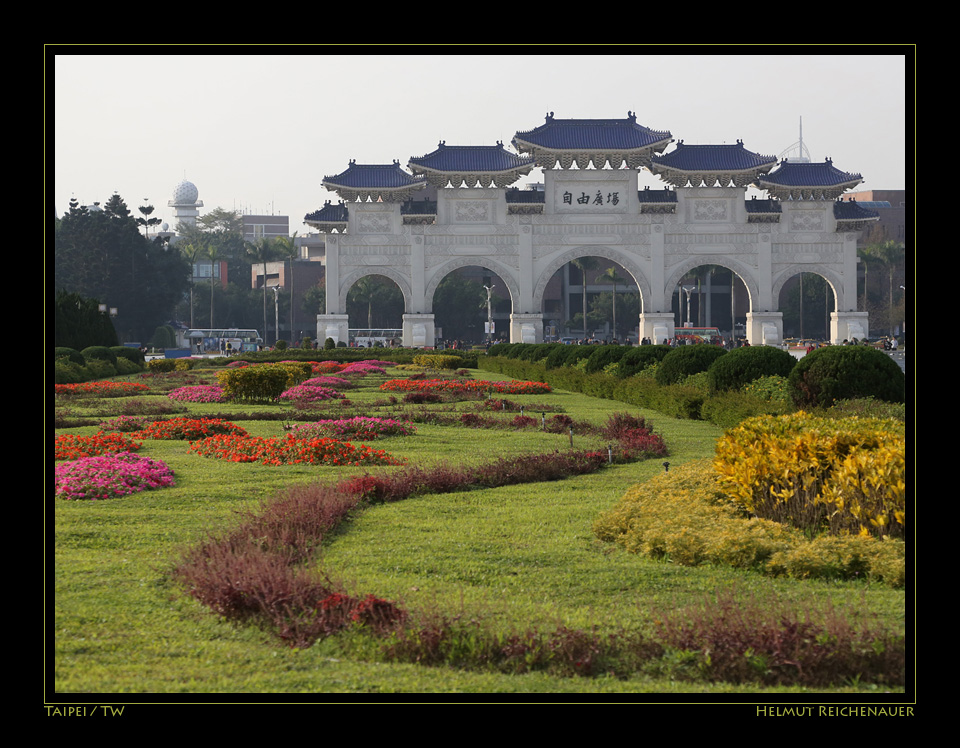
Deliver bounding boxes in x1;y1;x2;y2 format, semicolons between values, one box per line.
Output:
52;363;907;696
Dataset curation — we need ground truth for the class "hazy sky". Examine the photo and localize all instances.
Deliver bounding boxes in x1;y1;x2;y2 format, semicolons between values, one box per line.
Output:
51;50;908;235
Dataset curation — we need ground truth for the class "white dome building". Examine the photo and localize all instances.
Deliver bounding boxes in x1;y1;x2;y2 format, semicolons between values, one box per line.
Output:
168;179;204;227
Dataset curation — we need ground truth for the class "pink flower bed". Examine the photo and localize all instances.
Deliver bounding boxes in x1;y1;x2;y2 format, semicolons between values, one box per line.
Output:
289;417;415;441
167;385;226;403
54;452;175;500
301;376;352;390
279;385;344;403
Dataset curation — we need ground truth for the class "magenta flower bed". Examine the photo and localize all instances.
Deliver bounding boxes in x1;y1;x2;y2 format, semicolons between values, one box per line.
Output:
54;452;176;500
167;385;226;403
279;385;344;403
289;417;415;441
301;376;352;390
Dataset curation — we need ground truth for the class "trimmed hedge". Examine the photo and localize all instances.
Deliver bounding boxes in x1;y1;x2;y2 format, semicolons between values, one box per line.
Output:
707;345;796;393
655;344;727;386
616;345;673;377
788;345;905;407
80;346;118;366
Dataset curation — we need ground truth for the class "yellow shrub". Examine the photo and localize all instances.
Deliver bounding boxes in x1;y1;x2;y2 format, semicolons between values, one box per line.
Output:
412;354;464;370
593;459;904;587
713;413;905;539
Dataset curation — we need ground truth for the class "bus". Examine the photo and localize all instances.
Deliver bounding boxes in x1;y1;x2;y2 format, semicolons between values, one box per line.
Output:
186;328;262;354
349;328;402;348
675;326;723;345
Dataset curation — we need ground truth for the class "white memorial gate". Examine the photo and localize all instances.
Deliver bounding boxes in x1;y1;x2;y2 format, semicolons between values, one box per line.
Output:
312;112;876;347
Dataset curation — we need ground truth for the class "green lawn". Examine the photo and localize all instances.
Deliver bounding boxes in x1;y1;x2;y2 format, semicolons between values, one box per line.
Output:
51;365;908;699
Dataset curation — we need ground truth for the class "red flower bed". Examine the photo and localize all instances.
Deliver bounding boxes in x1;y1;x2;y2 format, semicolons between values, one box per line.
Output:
135;417;247;441
188;433;403;467
380;379;551;396
55;432;143;460
55;381;151;397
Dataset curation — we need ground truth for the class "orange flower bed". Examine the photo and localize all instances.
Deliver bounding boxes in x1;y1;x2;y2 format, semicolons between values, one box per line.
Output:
188;433;403;467
55;432;142;460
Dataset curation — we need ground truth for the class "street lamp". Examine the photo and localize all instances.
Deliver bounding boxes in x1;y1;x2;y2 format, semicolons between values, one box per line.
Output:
483;285;495;343
681;285;696;328
272;285;280;347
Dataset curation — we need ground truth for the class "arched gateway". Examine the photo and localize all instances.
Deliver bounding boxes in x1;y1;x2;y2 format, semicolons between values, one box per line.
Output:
312;112;877;347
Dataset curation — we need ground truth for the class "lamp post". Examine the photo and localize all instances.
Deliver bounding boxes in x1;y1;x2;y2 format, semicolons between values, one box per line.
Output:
272;285;280;347
484;284;495;343
681;285;696;329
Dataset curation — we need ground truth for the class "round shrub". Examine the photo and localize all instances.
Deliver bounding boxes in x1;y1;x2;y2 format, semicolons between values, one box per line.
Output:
655;344;727;386
115;357;143;375
788;345;905;408
111;346;145;365
55;347;86;366
84;359;118;378
54;359;89;384
584;345;631;373
518;343;555;362
616;345;672;377
81;345;118;365
707;345;796;392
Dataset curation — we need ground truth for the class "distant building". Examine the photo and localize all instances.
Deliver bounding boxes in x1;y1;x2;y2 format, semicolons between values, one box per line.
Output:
842;189;906;243
243;214;289;242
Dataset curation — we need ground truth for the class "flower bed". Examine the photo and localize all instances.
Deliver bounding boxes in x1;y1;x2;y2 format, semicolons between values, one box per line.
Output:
380;379;551;396
167;385;227;403
341;362;387;376
288;417;415;441
279;385;345;404
55;452;175;500
301;376;352;390
135;417;247;441
188;433;403;466
99;415;155;432
55;381;151;397
55;432;142;460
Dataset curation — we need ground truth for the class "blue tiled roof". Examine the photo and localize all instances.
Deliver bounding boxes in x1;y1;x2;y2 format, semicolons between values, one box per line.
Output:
834;200;880;221
637;187;677;203
304;201;348;223
745;198;782;214
401;198;438;215
505;188;545;204
759;159;862;188
323;160;423;190
513;112;672;151
650;141;777;172
409;142;534;173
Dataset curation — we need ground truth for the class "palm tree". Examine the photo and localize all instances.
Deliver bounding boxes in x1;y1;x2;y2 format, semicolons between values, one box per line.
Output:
859;241;905;334
570;257;598;339
274;232;299;342
245;237;277;344
350;275;384;330
205;240;225;329
177;239;207;329
597;266;627;340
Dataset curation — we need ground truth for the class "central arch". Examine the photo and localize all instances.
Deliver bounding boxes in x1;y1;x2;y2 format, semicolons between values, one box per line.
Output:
534;246;652;313
423;256;520;313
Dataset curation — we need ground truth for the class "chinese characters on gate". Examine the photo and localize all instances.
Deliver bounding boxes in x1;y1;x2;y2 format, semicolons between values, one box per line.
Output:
563;190;620;207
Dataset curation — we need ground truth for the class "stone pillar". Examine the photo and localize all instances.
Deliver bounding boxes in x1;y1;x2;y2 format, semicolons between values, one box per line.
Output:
746;311;783;346
510;313;543;343
316;314;349;346
639;312;674;346
324;235;342;314
403;313;435;348
831;311;870;344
